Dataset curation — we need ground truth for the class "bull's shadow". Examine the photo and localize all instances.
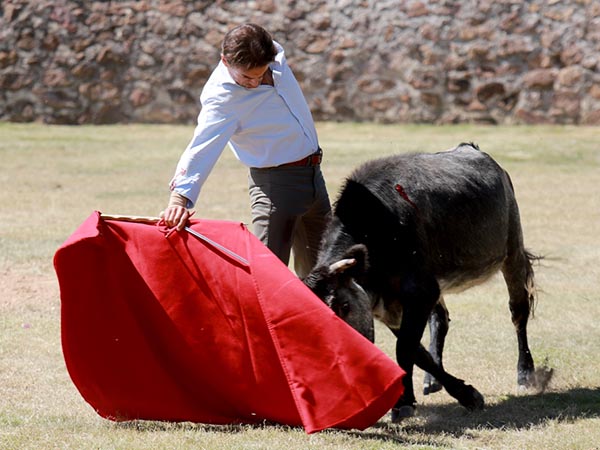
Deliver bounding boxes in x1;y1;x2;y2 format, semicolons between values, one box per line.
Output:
357;386;600;442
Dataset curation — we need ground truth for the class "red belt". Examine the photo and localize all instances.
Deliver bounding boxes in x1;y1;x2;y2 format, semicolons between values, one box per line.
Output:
278;149;322;168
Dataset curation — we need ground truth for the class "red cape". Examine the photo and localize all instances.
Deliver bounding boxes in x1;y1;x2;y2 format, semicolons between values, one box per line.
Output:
54;212;405;433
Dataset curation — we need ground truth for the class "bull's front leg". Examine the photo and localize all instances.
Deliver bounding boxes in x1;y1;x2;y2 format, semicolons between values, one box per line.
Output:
390;273;441;422
414;345;484;411
391;331;421;421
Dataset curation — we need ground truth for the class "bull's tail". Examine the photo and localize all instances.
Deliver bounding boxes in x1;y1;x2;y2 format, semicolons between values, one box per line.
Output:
523;249;542;318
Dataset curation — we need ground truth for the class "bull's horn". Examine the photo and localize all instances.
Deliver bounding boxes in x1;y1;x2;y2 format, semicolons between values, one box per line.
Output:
329;258;356;274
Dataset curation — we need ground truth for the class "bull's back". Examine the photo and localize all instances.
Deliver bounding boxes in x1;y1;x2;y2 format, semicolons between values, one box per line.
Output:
347;144;517;291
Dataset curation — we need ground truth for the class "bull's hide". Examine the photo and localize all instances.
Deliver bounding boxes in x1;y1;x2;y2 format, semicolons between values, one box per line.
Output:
54;211;405;433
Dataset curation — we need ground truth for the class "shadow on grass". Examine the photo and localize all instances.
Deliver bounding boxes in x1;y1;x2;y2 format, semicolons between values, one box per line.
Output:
114;420;263;434
328;387;600;446
112;387;600;446
369;387;600;438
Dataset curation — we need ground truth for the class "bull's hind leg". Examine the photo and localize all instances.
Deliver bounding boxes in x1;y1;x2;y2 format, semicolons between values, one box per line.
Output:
424;297;449;395
502;248;537;388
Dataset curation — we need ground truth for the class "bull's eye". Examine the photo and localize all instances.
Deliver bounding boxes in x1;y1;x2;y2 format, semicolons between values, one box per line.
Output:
340;301;350;316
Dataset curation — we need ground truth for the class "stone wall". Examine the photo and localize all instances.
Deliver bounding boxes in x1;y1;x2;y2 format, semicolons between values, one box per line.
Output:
1;0;599;125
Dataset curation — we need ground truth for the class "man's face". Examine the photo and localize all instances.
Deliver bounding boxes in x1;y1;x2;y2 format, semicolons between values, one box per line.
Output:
222;56;269;89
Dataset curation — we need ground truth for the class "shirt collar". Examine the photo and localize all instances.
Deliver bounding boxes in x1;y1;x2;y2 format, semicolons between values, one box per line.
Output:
270;41;285;83
218;60;237;86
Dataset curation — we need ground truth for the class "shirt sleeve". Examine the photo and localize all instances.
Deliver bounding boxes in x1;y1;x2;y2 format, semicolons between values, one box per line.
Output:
169;95;238;208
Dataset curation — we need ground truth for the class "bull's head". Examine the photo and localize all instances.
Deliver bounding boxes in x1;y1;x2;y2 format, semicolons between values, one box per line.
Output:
304;244;375;342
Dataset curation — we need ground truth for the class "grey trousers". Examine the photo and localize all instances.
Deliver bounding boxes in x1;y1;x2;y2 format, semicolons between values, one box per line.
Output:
248;165;331;278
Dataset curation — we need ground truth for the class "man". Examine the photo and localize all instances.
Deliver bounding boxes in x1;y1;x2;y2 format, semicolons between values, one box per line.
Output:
161;23;331;277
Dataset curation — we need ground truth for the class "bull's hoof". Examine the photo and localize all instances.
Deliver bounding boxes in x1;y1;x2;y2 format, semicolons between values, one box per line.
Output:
519;365;554;394
423;379;443;395
391;405;415;423
447;381;485;411
518;368;536;389
462;385;485;411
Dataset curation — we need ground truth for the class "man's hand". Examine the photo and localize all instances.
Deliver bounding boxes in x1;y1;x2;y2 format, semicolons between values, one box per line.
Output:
161;192;193;231
160;206;192;231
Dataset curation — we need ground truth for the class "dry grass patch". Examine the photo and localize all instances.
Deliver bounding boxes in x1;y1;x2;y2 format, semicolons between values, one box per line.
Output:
1;122;599;449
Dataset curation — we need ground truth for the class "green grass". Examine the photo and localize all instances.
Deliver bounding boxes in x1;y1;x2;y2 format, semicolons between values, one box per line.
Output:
1;122;599;449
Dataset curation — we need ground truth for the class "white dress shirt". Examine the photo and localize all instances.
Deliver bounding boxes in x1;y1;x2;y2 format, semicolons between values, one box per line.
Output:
169;42;320;208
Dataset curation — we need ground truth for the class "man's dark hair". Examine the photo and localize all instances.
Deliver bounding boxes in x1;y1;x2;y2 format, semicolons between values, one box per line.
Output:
221;23;277;69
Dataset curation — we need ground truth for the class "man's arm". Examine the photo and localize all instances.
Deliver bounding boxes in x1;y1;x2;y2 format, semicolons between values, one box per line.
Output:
162;87;239;230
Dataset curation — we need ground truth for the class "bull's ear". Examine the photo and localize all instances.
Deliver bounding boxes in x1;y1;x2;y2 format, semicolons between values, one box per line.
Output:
342;244;368;277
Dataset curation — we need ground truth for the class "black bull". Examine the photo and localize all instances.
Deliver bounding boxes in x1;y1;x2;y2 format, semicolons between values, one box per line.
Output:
304;143;539;421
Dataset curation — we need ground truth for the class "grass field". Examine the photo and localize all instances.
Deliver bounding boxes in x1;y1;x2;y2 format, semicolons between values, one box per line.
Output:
1;122;599;449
